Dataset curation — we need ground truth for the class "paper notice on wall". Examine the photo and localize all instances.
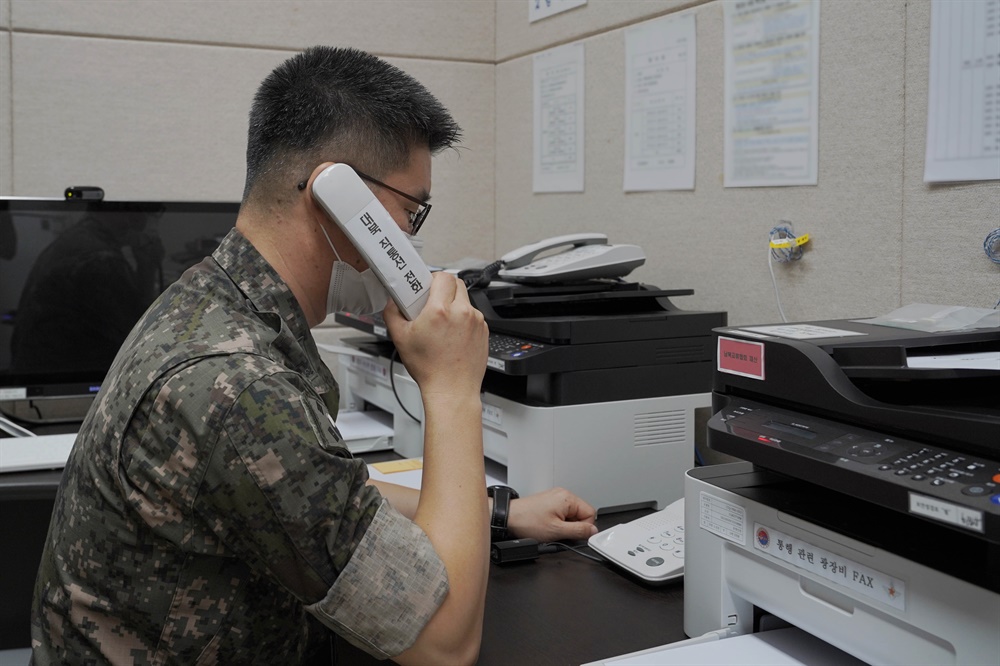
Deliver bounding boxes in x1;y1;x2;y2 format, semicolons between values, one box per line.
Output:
924;0;1000;183
723;0;820;187
534;43;585;193
623;13;697;191
529;0;587;23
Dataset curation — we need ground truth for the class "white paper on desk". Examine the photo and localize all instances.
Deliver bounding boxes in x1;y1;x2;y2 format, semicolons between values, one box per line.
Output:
908;351;1000;371
924;0;1000;183
0;433;76;473
623;13;696;191
336;410;393;440
366;459;505;491
723;0;820;188
600;627;866;666
316;342;374;358
534;43;585;193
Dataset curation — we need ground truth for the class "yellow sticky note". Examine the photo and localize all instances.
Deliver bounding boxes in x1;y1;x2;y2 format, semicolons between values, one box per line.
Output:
371;458;424;474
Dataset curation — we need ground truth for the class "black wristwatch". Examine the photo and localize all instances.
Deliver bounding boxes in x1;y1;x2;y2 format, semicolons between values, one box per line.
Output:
487;485;519;542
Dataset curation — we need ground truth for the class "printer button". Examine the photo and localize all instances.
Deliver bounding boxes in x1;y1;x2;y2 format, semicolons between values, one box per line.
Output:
961;485;988;497
930;478;946;486
645;557;665;568
894;469;910;476
911;474;926;481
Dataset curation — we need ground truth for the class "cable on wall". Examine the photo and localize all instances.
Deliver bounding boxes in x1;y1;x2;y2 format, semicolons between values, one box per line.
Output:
985;228;1000;265
767;221;810;323
986;228;1000;309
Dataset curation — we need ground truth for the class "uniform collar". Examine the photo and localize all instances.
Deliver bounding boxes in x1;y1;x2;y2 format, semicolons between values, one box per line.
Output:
212;228;336;396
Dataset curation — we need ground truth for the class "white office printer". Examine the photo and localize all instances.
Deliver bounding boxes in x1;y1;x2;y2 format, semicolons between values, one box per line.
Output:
591;461;996;665
590;319;1000;664
332;283;727;513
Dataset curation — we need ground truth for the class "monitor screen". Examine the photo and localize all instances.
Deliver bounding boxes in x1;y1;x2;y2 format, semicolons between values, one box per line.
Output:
0;199;240;411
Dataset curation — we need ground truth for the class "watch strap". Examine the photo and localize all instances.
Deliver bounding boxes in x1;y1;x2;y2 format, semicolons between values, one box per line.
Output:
487;485;518;542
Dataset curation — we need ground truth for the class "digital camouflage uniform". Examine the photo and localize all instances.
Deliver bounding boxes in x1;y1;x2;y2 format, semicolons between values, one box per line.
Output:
31;229;448;664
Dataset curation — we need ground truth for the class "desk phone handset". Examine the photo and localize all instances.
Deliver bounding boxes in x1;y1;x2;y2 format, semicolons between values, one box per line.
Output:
497;233;645;283
312;164;432;320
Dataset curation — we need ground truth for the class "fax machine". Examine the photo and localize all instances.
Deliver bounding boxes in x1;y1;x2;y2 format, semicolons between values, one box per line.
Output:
335;281;727;513
592;319;999;665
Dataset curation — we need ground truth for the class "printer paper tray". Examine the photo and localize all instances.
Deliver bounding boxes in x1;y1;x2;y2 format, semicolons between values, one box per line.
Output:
583;627;866;666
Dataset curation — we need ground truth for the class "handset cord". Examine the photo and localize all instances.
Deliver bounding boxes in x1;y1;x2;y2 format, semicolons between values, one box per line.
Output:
458;259;505;290
389;258;504;423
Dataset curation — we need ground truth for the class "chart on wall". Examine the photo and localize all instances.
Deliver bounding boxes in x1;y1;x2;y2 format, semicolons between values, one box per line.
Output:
533;43;586;193
723;0;821;188
924;0;1000;183
623;13;697;192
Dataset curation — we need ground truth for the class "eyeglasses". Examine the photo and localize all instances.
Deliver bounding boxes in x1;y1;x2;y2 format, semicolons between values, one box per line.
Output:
352;168;431;236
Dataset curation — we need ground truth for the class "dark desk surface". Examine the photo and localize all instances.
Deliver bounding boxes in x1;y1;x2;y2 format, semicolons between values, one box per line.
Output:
2;458;688;664
335;507;688;666
480;509;686;666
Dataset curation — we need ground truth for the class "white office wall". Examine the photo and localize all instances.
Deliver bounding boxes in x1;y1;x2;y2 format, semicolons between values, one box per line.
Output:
5;1;999;323
494;0;999;326
12;0;495;63
3;0;496;267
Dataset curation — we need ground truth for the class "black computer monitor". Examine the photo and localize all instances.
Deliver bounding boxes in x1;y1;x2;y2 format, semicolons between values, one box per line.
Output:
0;199;239;420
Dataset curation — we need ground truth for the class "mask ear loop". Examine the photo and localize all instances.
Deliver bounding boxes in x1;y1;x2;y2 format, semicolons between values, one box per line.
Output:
318;222;345;263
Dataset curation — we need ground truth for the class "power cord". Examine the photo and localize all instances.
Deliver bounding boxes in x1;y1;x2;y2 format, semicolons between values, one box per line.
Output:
767;222;810;323
389;348;422;424
540;541;607;563
983;228;1000;309
985;227;1000;264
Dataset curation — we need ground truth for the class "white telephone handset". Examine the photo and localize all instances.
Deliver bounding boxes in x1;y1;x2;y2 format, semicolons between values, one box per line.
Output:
312;164;432;320
498;233;645;283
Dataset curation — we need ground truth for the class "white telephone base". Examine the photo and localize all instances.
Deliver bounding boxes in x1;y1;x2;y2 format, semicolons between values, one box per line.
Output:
588;498;685;584
498;239;645;283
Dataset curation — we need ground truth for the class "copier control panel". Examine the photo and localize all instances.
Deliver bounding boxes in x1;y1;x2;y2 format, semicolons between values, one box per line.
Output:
710;398;1000;540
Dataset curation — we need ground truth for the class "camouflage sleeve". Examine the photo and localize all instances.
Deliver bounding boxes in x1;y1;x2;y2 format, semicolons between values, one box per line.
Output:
205;369;448;656
307;501;450;659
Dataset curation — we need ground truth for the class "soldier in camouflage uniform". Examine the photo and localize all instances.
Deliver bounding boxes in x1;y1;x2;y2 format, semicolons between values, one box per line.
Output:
31;46;598;665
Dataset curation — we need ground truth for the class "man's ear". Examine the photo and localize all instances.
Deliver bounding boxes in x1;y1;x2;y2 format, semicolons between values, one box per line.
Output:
302;162;336;205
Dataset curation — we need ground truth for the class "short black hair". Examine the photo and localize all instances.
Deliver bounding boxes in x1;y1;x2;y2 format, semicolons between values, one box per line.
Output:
242;46;462;206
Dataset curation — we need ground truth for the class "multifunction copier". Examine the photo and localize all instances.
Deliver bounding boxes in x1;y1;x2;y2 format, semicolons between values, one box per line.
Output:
595;319;999;664
335;281;726;513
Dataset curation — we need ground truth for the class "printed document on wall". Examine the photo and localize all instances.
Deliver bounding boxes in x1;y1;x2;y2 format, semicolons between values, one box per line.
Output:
529;0;587;23
624;14;697;191
924;0;1000;183
534;43;585;193
723;0;820;188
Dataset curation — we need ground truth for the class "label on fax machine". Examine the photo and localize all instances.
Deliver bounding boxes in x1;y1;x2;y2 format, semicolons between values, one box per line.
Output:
752;522;906;611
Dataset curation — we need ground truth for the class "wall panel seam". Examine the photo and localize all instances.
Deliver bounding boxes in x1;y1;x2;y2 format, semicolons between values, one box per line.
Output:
899;0;908;308
3;28;10;192
5;27;495;65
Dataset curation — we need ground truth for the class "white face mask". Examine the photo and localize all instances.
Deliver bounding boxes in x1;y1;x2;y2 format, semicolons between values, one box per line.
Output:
320;224;389;316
